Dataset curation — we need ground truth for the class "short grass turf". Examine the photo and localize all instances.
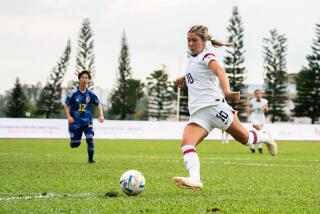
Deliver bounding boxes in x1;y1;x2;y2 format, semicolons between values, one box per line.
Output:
0;139;319;213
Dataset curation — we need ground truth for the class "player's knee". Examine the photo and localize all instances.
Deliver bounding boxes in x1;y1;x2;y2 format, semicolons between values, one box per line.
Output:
70;141;80;148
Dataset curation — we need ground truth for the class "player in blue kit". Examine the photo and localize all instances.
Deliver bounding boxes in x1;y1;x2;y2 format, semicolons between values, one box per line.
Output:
63;70;104;164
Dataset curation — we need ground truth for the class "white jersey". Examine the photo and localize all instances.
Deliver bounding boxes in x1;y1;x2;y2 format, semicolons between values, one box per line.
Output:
250;98;268;124
185;48;224;115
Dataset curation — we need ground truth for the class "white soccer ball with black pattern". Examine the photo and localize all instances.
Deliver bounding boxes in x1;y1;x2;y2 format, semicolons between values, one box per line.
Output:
119;170;145;196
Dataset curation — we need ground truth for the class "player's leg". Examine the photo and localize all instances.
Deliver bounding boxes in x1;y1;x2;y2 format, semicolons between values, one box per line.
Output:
173;122;208;190
224;132;230;144
221;130;225;144
226;116;277;155
84;124;95;163
69;124;82;148
250;124;260;153
221;130;229;144
253;124;263;154
250;144;256;153
258;142;263;154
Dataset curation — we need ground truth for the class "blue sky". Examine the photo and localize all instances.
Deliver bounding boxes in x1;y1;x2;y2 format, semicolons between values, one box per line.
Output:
0;0;319;94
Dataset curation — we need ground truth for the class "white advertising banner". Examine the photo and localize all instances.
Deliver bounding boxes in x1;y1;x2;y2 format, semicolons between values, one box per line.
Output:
0;118;319;141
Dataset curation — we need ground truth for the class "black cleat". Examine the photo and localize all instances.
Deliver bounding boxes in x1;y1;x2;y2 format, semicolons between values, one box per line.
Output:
88;160;96;164
258;148;263;154
250;148;256;154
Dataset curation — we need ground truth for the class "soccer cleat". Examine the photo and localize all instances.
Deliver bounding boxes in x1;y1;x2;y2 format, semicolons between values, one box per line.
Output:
172;176;203;191
264;132;278;156
250;148;256;153
88;160;96;164
258;148;263;154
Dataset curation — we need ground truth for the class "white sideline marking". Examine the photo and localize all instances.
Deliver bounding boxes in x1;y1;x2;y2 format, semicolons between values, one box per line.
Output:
1;153;319;162
0;193;94;201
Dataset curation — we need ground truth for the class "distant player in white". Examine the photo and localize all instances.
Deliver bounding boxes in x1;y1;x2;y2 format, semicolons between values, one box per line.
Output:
249;89;269;154
221;130;229;144
173;25;277;190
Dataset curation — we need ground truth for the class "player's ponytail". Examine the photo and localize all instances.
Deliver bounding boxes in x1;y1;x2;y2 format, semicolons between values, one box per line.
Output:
207;34;234;48
188;25;234;48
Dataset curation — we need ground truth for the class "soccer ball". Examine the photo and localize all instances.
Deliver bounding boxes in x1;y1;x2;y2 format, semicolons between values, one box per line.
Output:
119;170;145;196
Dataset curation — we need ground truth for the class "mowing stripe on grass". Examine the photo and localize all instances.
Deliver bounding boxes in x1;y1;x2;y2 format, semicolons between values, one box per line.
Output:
0;193;95;201
106;155;317;167
220;161;311;168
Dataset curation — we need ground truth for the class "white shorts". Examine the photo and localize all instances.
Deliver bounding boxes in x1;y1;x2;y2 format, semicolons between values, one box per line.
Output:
188;102;236;133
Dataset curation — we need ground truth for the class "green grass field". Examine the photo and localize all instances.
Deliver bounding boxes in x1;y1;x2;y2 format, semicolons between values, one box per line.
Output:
0;139;319;213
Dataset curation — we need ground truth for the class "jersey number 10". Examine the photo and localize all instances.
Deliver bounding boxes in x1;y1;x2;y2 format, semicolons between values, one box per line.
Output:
186;73;194;84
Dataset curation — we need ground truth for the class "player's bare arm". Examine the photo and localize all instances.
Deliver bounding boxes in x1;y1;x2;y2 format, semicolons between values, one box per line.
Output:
97;104;104;123
63;104;74;123
176;76;186;88
208;60;240;102
264;104;269;113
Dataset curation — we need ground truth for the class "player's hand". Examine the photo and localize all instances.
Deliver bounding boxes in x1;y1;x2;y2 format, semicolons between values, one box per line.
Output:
176;76;186;88
68;116;74;124
98;115;104;123
225;91;240;102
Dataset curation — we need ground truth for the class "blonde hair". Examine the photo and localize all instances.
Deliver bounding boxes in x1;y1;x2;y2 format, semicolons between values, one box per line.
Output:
188;25;234;48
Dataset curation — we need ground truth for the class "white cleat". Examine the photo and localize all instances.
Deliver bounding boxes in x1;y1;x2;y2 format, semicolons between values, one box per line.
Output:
264;132;278;156
172;176;203;191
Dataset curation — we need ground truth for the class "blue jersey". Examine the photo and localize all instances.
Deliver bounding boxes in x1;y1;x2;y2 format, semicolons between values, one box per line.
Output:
65;88;100;126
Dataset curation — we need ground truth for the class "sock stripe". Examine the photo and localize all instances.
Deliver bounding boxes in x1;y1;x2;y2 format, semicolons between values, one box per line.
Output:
183;149;196;155
250;130;257;144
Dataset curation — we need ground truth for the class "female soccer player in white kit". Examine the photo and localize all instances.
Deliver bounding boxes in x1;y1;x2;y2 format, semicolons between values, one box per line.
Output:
249;89;269;154
173;25;277;190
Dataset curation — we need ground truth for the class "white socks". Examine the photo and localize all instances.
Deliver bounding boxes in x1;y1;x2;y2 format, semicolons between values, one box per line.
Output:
246;130;257;146
246;130;271;146
181;145;200;181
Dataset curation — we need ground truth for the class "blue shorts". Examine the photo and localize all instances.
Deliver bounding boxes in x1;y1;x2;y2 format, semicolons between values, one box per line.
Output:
68;123;94;144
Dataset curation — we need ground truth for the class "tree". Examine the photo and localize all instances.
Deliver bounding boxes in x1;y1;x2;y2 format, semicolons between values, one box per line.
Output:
109;79;145;120
147;67;175;121
37;40;71;118
224;6;248;121
263;29;288;122
21;82;42;117
135;95;149;120
109;31;144;120
75;18;95;88
126;79;145;117
22;82;42;105
5;78;28;117
0;94;6;117
293;22;320;123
